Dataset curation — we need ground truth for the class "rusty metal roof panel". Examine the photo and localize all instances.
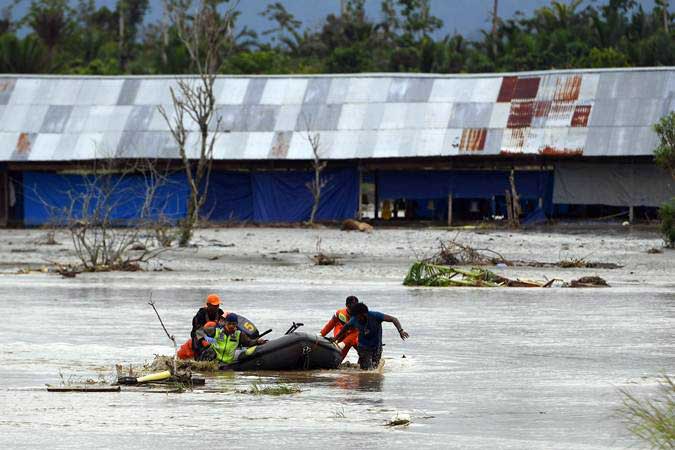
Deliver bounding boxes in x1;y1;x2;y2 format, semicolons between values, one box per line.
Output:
0;69;673;162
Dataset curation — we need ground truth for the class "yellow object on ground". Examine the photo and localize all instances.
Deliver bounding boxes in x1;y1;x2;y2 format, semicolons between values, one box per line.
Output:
382;200;392;220
136;370;171;383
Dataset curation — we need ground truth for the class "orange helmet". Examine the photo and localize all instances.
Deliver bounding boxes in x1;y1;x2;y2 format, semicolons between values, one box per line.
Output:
206;294;220;306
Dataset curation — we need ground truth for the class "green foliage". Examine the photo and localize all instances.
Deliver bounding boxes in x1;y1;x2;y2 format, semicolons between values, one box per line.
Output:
2;0;674;75
0;33;50;72
659;199;675;248
403;261;504;287
619;374;675;449
653;112;675;181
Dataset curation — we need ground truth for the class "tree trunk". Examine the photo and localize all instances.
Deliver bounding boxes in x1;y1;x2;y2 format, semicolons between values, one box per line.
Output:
118;1;126;72
161;5;169;66
491;0;499;58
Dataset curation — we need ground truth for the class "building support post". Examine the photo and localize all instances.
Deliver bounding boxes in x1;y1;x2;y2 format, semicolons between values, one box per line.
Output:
357;168;363;219
0;166;7;228
629;206;634;224
447;193;453;227
374;171;379;220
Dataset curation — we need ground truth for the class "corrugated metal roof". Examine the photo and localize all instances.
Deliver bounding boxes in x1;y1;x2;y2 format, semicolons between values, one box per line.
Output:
0;68;673;161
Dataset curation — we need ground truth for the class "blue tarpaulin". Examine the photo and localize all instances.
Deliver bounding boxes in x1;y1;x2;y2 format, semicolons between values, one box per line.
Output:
22;171;188;226
22;168;359;225
377;170;554;214
252;168;359;222
201;171;253;221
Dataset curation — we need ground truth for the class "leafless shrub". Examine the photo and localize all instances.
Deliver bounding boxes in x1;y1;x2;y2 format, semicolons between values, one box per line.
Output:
302;113;329;225
429;234;508;266
311;237;340;266
160;0;239;246
35;157;174;273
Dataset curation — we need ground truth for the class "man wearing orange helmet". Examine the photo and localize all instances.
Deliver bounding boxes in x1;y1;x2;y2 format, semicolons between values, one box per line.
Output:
320;296;359;361
191;293;224;359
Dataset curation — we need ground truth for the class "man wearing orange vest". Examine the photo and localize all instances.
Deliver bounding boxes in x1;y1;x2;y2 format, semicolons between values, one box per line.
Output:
321;296;359;361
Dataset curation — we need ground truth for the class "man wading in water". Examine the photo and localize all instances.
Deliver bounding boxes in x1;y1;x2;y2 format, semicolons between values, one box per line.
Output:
330;303;409;370
320;295;360;361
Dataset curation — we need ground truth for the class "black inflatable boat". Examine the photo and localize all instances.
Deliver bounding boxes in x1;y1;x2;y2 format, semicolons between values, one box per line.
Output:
220;331;342;371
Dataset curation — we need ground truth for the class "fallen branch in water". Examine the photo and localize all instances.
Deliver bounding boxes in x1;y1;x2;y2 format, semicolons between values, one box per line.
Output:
404;261;567;288
148;293;177;376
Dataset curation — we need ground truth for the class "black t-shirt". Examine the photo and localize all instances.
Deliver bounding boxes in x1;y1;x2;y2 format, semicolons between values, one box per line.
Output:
191;307;224;339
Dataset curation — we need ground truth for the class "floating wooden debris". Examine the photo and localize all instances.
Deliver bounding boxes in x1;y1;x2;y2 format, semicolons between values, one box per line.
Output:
47;385;120;393
569;276;609;288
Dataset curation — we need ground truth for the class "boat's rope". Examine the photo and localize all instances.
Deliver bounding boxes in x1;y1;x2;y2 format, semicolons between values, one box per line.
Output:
301;335;322;369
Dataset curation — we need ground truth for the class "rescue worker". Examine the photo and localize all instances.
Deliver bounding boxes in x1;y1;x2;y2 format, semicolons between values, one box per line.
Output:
320;295;359;361
330;303;409;370
202;313;267;364
190;294;224;359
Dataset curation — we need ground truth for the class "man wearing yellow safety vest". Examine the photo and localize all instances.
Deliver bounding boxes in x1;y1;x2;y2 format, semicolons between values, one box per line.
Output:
201;313;268;364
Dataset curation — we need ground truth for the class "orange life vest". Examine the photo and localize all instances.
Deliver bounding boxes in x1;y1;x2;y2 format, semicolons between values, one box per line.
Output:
178;320;219;359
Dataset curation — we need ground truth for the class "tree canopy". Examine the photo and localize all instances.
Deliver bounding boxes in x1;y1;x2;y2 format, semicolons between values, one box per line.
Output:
0;0;673;75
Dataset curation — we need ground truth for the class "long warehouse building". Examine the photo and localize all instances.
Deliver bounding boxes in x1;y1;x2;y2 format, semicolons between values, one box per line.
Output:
0;67;673;226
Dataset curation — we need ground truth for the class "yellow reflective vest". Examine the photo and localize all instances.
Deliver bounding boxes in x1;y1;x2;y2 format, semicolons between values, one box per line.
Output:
212;328;241;364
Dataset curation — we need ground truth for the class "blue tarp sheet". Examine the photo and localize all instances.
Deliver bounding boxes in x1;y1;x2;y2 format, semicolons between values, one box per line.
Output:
252;168;359;222
201;171;253;221
377;170;554;214
22;171;188;226
22;169;359;225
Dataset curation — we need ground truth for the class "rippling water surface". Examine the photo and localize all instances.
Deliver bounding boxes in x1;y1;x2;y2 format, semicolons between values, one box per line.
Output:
0;276;673;449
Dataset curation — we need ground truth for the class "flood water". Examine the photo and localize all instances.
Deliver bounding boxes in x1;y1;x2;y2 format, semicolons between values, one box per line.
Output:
0;274;673;449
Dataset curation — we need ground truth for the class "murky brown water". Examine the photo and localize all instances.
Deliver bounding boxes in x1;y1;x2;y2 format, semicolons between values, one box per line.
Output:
0;275;673;449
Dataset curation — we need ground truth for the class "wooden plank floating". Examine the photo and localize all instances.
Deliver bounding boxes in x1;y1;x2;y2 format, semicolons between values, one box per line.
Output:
47;385;121;393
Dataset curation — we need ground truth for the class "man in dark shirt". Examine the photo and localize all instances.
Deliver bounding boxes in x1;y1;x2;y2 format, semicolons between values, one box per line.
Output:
191;293;224;359
331;302;409;370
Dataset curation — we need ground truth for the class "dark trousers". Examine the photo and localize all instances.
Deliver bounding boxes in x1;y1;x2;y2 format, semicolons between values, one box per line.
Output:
357;345;382;370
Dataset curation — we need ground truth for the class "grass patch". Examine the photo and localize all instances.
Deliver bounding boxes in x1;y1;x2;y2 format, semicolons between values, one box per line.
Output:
619;374;674;449
149;355;220;373
238;383;301;396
